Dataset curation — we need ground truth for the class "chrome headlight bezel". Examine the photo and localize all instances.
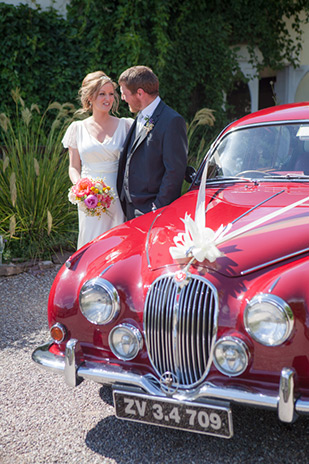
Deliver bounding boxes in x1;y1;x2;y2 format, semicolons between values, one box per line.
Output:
244;294;294;346
109;323;143;361
79;277;120;325
213;336;250;377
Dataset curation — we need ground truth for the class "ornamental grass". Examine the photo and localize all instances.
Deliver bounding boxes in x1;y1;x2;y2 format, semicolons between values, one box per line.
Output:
182;108;216;194
187;108;216;169
0;89;78;262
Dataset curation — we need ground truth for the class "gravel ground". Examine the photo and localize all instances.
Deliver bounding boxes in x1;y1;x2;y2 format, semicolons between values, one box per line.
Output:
1;267;309;464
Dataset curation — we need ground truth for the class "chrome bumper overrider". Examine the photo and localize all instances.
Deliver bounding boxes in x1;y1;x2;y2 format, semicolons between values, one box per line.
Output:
32;339;309;424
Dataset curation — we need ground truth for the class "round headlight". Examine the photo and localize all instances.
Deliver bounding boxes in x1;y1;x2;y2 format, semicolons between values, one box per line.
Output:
213;337;249;376
244;294;294;346
79;278;120;325
109;324;143;360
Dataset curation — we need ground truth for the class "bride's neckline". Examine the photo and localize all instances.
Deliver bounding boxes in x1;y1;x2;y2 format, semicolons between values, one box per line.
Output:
82;117;121;144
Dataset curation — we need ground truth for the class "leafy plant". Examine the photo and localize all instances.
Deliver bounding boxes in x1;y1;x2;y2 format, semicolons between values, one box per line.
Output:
0;89;78;261
1;1;308;137
0;3;84;119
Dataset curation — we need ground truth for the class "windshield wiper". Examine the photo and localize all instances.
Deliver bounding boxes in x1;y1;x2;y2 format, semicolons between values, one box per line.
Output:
260;174;309;179
208;176;259;183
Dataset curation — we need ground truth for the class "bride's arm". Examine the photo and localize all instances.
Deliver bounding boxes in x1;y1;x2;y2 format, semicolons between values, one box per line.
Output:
68;147;81;184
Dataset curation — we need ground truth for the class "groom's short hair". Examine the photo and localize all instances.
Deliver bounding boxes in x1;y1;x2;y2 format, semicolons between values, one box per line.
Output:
119;66;159;96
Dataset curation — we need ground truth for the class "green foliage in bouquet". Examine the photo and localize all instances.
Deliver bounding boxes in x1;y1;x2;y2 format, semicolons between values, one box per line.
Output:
0;89;78;262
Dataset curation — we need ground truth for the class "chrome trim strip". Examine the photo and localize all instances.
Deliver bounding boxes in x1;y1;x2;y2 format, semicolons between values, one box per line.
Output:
65;246;89;269
145;211;163;268
99;264;113;277
240;248;309;276
231;120;309;130
230;191;285;225
32;343;309;421
269;277;281;293
195;120;309;186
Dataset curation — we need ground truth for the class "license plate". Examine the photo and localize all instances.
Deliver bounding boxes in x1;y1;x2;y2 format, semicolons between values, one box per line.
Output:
113;390;233;438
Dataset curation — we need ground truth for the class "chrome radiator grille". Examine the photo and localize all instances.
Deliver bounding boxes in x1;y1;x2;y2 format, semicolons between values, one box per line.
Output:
144;273;218;387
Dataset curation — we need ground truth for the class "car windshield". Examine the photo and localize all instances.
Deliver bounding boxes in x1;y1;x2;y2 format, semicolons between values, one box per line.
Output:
207;123;309;180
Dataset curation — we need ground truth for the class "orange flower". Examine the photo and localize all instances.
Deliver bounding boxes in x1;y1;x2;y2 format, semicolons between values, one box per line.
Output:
73;178;93;198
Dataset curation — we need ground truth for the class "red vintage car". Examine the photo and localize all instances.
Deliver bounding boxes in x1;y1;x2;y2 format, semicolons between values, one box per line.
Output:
33;102;309;438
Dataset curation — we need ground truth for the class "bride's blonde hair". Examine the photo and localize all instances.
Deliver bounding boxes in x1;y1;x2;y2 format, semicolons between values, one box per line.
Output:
77;71;119;114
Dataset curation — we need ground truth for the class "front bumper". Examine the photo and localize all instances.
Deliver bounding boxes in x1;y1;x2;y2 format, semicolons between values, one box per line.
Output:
32;339;309;424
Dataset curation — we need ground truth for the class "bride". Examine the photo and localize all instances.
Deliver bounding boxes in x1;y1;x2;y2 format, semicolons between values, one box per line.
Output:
62;71;133;249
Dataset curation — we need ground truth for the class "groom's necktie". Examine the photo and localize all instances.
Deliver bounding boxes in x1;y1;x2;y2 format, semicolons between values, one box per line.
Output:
136;112;145;135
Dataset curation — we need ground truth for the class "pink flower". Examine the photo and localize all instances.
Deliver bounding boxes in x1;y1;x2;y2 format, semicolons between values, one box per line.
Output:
84;194;98;209
73;178;93;198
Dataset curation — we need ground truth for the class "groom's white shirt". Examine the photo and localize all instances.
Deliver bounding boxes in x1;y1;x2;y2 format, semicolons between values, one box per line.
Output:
136;96;161;132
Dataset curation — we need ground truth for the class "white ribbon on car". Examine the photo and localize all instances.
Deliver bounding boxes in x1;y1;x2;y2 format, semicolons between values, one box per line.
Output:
169;159;309;263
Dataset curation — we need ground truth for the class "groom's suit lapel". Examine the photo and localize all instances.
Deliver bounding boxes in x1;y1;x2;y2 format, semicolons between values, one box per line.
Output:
129;101;165;154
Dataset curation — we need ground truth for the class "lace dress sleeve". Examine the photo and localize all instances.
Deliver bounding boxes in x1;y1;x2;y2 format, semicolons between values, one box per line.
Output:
62;122;78;149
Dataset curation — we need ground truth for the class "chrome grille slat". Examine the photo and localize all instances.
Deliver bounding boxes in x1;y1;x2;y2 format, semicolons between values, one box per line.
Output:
202;287;210;371
196;282;205;377
164;278;175;373
186;279;197;384
148;279;161;369
179;289;188;384
183;284;192;384
191;280;202;383
144;274;218;388
208;292;215;353
156;278;169;372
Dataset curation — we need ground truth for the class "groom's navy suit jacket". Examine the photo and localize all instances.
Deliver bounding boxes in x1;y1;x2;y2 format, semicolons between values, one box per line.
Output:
117;100;188;216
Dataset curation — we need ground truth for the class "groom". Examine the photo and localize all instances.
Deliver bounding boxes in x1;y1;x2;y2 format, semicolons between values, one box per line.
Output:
117;66;188;220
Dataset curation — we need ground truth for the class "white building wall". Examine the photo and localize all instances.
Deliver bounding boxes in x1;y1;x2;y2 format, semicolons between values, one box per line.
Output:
2;0;69;15
275;13;309;104
234;13;309;110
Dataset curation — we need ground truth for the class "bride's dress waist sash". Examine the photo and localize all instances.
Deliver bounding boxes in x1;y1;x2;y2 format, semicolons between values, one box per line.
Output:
82;160;119;177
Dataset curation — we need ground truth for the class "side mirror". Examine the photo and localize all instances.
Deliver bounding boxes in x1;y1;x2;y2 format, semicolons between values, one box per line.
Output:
184;165;196;183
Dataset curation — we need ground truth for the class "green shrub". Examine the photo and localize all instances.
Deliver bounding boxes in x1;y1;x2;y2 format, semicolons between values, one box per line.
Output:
0;89;78;261
0;3;85;119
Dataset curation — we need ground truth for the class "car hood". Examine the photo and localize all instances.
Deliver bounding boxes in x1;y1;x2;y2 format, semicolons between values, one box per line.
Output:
146;184;309;277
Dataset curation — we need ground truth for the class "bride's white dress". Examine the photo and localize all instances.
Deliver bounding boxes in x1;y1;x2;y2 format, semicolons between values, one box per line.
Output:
62;117;133;249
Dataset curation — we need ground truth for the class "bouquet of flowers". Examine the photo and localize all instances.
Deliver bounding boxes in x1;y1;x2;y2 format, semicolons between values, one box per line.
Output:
68;177;114;217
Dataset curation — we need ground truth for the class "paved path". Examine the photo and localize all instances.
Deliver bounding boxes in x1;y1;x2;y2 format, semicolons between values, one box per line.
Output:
1;267;309;463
